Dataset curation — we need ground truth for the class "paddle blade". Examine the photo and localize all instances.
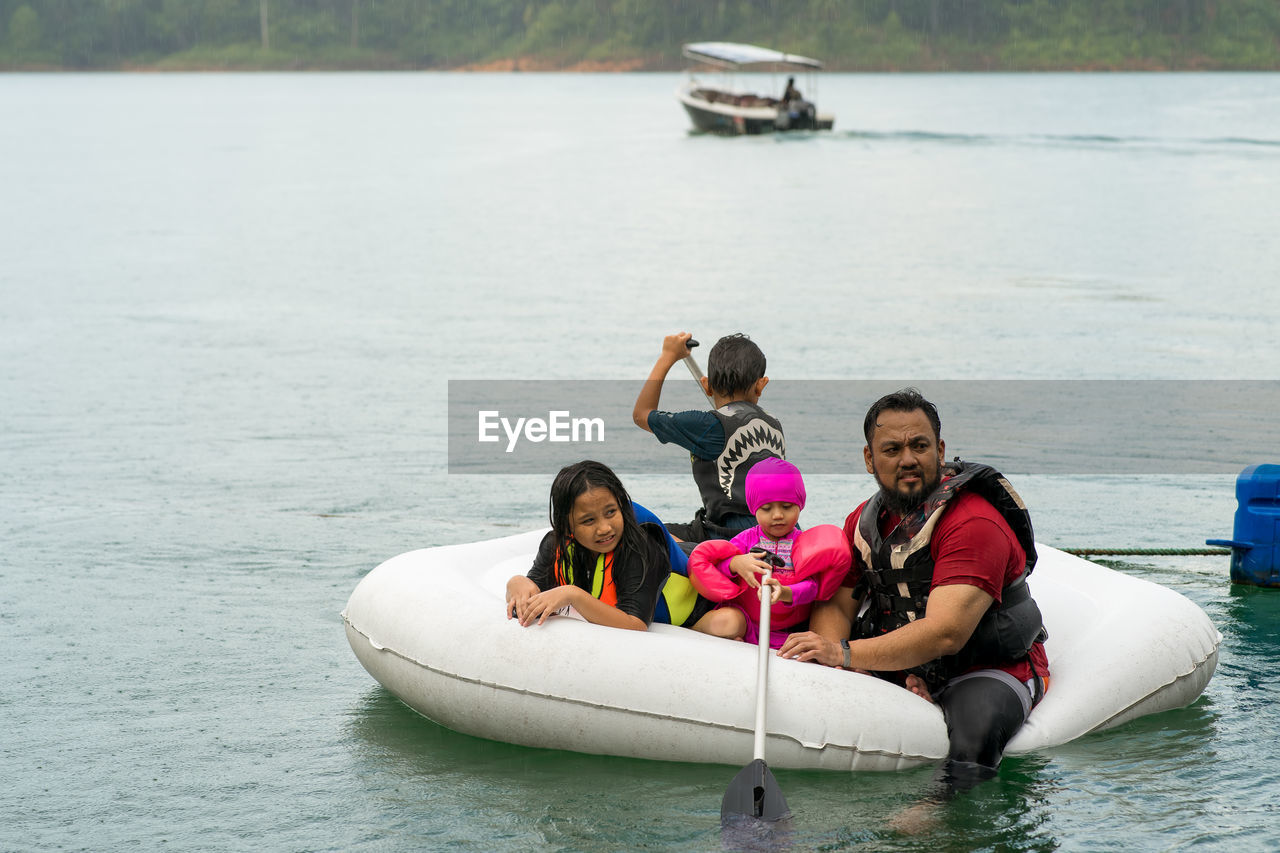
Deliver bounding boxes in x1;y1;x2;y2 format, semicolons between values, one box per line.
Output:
721;758;790;822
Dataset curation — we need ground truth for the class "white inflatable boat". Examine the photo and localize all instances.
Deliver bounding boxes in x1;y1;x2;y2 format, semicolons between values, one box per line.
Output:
343;530;1221;772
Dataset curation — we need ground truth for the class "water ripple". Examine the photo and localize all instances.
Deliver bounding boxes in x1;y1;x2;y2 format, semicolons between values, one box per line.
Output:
845;129;1280;155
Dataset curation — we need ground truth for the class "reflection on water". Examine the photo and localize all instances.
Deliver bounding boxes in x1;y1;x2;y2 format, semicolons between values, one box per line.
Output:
718;813;797;852
1033;558;1279;850
1223;585;1280;650
926;757;1060;853
845;128;1280;155
346;690;733;849
345;689;1073;852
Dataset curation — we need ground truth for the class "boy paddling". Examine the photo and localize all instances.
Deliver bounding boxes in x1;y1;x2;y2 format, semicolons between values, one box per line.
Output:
632;332;785;542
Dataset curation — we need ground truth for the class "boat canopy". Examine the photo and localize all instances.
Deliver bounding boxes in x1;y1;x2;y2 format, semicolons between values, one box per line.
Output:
682;41;823;71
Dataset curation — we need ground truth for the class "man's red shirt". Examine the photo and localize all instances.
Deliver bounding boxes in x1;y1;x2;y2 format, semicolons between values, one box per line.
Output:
843;490;1049;683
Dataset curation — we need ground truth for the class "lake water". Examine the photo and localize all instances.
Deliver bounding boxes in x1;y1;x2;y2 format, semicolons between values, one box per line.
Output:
4;71;1280;851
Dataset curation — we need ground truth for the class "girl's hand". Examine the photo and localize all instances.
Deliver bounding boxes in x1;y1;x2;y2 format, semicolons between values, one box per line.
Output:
762;578;792;605
506;575;539;622
728;553;772;588
517;585;583;627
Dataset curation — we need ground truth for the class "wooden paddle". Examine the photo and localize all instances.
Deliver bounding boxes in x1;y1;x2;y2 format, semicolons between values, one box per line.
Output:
721;564;791;823
681;338;715;408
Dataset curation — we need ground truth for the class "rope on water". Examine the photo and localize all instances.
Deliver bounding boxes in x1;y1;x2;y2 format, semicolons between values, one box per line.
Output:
1059;547;1230;557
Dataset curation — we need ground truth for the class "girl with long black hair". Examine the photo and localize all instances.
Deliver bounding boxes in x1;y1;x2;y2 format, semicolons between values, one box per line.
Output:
506;460;670;631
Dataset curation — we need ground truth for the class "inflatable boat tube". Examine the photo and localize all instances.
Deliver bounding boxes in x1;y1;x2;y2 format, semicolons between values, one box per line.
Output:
343;531;1220;772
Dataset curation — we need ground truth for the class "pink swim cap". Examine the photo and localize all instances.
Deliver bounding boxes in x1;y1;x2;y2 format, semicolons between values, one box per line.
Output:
745;457;806;514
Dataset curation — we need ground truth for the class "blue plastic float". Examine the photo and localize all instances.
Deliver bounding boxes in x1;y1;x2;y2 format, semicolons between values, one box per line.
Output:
1208;464;1280;588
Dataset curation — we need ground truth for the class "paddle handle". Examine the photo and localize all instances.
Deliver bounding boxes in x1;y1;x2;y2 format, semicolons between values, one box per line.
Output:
682;338;715;408
753;568;773;762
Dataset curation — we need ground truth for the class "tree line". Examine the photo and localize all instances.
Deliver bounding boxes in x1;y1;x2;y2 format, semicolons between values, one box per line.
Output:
2;0;1277;71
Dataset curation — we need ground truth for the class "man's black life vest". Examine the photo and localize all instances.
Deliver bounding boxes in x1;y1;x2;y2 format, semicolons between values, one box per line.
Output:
691;402;785;526
851;459;1047;692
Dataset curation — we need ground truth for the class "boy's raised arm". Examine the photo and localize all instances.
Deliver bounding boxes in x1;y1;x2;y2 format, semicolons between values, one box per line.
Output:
632;332;696;431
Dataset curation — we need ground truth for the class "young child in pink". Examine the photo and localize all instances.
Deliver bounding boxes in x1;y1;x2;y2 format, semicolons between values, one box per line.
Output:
688;457;849;648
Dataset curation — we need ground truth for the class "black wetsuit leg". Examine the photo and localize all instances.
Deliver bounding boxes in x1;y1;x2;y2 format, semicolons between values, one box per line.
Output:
933;672;1031;793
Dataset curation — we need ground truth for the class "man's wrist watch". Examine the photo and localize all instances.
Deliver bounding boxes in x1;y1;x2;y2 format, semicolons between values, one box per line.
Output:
840;638;851;668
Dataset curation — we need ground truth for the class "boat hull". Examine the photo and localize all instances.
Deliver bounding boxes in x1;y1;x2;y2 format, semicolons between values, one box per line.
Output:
344;531;1220;771
678;88;834;135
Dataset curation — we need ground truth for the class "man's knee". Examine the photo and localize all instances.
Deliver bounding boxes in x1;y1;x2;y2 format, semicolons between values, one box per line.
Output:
938;674;1029;769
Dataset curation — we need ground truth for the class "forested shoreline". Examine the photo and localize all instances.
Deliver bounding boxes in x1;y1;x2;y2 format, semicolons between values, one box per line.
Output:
2;0;1278;72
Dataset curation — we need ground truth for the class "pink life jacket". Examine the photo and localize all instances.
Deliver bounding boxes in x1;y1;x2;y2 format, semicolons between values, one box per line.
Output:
688;523;852;631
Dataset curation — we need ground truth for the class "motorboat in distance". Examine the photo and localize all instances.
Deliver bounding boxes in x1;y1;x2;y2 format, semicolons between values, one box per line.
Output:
677;41;835;134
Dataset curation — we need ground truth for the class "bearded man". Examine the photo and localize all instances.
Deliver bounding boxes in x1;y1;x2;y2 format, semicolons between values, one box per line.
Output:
779;388;1049;788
